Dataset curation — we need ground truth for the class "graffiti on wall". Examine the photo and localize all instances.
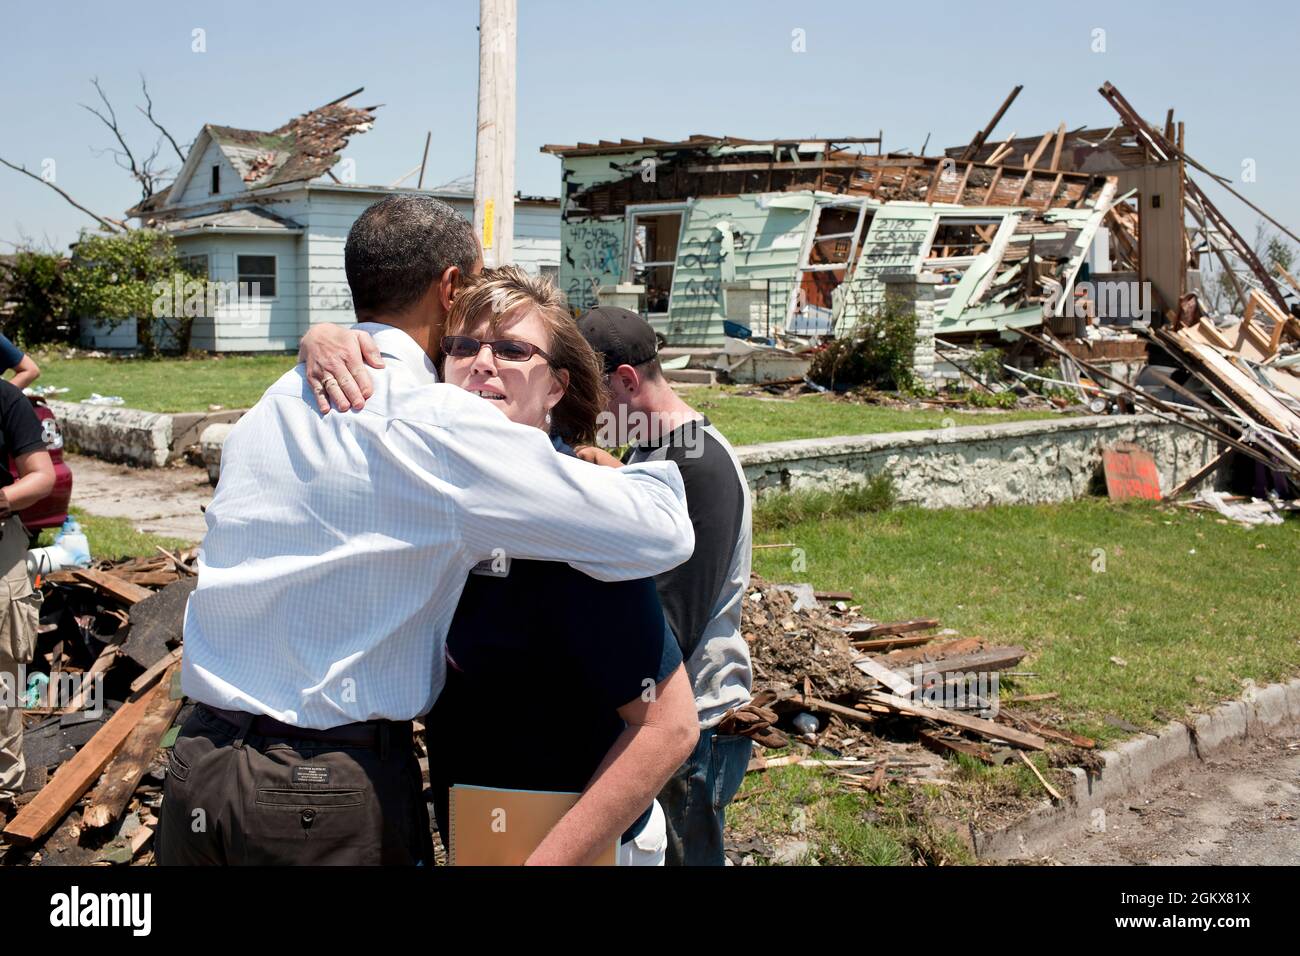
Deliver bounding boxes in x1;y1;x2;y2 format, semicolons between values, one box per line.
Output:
562;221;624;311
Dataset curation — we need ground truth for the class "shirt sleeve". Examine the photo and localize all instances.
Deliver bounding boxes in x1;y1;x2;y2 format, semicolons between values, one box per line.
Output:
654;435;747;659
0;382;46;456
400;392;696;582
0;335;25;373
561;573;683;711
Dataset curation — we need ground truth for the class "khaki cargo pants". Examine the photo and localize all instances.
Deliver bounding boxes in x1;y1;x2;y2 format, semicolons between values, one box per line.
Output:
0;515;41;802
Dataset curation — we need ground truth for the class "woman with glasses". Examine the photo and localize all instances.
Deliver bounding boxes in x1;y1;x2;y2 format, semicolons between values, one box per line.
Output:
305;266;697;865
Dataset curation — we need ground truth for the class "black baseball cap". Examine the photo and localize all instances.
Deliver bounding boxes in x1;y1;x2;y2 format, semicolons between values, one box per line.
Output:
576;306;659;374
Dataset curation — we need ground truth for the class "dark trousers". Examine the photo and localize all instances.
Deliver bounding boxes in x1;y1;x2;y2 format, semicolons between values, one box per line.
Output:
657;729;751;866
157;704;432;866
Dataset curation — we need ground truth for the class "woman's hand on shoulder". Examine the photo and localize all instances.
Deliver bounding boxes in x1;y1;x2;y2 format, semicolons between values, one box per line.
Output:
573;445;623;468
299;325;385;414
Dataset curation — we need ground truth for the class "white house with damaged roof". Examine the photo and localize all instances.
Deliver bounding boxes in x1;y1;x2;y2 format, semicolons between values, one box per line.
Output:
85;93;560;352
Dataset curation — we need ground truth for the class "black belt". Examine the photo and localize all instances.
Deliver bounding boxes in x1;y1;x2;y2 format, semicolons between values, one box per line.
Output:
199;703;410;751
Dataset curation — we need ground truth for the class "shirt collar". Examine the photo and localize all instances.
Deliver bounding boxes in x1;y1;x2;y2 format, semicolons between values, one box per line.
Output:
352;322;440;385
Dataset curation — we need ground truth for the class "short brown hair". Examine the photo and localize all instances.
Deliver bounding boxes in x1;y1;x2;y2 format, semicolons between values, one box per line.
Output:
444;266;607;445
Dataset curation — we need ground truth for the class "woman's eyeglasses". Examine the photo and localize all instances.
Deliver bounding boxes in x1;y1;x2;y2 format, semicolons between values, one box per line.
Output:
441;335;552;364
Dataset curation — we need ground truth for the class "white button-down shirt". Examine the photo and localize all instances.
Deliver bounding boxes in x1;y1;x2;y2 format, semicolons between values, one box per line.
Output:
182;324;694;728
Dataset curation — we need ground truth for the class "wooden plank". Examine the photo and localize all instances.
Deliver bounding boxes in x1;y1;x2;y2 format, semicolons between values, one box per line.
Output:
83;665;183;829
850;633;936;652
1023;132;1053;171
129;646;183;694
788;694;878;727
1048;122;1066;171
1165;448;1230;500
61;645;118;714
3;681;157;844
959;85;1024;160
856;618;940;639
905;646;1026;680
867;692;1047;750
852;657;918;696
919;730;994;764
982;167;1004;204
70;569;153;606
998;712;1095;749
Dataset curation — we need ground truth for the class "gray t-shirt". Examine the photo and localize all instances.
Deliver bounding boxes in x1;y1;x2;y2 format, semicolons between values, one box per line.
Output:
624;417;752;729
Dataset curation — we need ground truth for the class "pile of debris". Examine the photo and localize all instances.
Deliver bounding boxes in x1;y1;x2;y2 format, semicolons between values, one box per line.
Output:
1;551;197;866
737;574;1096;796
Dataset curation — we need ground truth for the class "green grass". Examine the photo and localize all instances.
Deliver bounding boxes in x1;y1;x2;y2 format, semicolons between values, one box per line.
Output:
37;507;191;562
32;351;1060;442
752;494;1300;745
687;386;1061;447
728;759;975;866
32;350;296;412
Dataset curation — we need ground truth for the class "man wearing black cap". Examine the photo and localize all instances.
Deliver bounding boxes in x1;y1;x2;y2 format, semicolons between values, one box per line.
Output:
576;306;753;867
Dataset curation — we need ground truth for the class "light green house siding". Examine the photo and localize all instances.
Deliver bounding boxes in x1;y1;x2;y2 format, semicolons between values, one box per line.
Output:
559;219;624;312
665;195;811;345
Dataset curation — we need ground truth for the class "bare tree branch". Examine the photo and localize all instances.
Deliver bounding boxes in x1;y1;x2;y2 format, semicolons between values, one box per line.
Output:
0;155;129;233
80;76;162;200
137;73;187;164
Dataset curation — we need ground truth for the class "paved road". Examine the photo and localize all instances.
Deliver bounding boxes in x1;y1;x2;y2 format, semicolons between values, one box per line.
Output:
66;453;211;543
1049;730;1300;865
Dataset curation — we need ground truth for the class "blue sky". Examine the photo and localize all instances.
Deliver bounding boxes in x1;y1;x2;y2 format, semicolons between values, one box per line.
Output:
3;0;1296;250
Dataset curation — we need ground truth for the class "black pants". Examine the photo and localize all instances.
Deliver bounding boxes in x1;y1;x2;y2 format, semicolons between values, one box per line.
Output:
157;704;431;866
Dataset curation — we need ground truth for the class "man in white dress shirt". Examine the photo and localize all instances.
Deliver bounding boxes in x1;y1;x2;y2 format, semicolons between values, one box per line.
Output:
158;196;695;865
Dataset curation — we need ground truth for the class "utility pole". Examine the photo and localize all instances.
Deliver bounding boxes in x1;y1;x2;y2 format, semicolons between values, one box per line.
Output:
473;0;516;268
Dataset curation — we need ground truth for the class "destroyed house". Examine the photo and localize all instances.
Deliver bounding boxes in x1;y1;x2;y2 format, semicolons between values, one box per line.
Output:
98;96;560;352
544;135;1121;363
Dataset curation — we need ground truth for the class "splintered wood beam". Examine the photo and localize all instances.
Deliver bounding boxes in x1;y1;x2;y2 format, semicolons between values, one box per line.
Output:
1009;169;1033;205
1023;132;1053;171
71;569;153;606
853;657;918;696
952;162;973;203
83;664;183;830
923;162;945;203
3;681;156;844
960;84;1023;161
1048;122;1066;171
1041;172;1064;210
982;167;1004;204
867;692;1047;750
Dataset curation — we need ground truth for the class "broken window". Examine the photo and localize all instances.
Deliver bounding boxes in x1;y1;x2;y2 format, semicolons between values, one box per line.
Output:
237;255;277;298
790;199;871;335
926;216;1004;260
627;211;682;316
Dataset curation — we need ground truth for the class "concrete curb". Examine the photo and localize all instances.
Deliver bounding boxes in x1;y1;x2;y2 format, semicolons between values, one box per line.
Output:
48;400;245;468
973;677;1300;861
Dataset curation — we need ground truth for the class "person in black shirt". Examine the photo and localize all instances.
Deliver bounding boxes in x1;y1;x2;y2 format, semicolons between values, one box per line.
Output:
0;380;56;823
422;269;698;865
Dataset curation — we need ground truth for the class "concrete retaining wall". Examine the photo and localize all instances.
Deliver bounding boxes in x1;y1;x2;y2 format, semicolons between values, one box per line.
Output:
49;400;245;468
736;414;1221;508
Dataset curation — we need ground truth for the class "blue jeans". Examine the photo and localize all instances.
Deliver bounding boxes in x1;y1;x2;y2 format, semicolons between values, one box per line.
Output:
657;729;751;866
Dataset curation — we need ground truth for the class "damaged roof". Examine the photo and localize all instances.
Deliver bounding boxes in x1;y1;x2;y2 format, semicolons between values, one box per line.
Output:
541;134;881;157
207;99;377;189
157;206;304;235
126;94;378;219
